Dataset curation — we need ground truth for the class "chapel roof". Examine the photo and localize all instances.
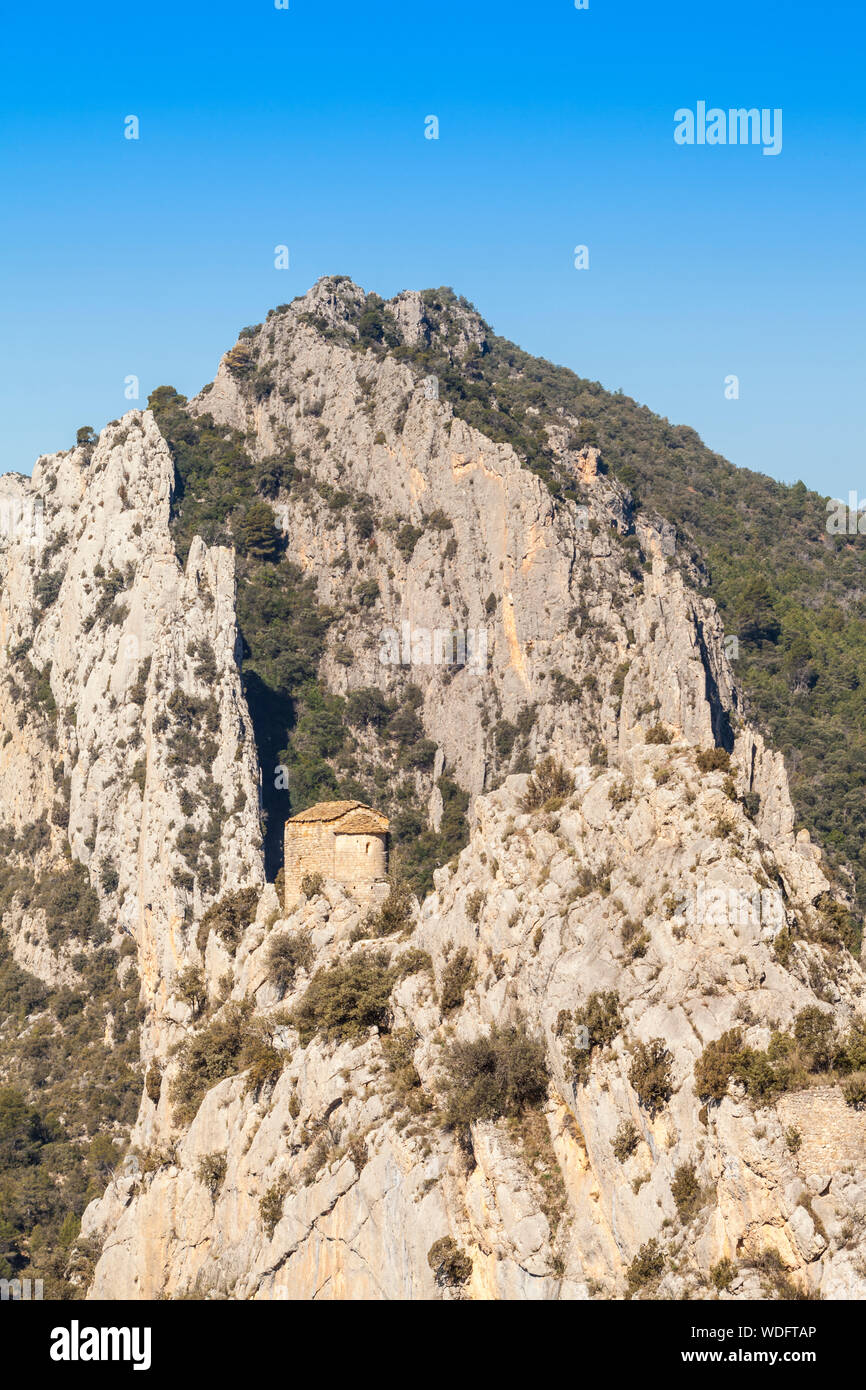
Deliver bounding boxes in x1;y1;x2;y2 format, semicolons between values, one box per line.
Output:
288;800;389;833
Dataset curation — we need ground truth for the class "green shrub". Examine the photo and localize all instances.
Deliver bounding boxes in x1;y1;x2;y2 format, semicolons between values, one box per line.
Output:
494;719;518;760
174;964;207;1018
260;1179;289;1237
626;1238;665;1295
784;1126;802;1153
711;1257;737;1291
342;1134;366;1172
169;1003;249;1124
391;947;433;983
238;501;280;559
747;1246;818;1301
128;656;151;707
165;688;219;771
291;951;394;1046
33;864;102;949
694;1029;744;1102
34;570;63;612
812;895;860;954
520;756;573;813
839;1017;866;1072
742;791;761;819
145;1063;162;1105
382;1028;428;1109
610;661;629;713
345;687;392;729
696;748;731;773
365;880;414;937
645;723;672;745
241;1028;284;1096
696;1011;855;1107
773;926;795;966
396;523;423;560
621;917;649;959
356;579;380;608
570;861;612;899
609;777;633;810
561;991;622;1083
439;1020;548;1128
671;1161;706;1223
439;947;476;1013
300;871;324;899
842;1072;866;1108
612;1119;639;1162
427;1236;472;1287
628;1039;673;1114
190;639;217;683
196;1152;227;1198
266;930;313;997
0;1086;49;1167
196;887;259;955
393;776;470;900
465;889;484;923
793;1006;836;1072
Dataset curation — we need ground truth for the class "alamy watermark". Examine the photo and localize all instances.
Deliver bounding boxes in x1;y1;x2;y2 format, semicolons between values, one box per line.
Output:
1;1277;43;1300
827;493;866;535
50;1321;151;1371
378;621;488;672
674;103;782;156
672;884;785;934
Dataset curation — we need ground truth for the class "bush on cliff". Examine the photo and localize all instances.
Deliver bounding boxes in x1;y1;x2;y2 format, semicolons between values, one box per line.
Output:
266;929;313;997
520;756;573;813
439;1020;548;1129
196;887;259;956
291;951;394;1046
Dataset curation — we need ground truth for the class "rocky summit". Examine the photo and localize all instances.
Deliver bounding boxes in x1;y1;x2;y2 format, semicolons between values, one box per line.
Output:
1;277;865;1301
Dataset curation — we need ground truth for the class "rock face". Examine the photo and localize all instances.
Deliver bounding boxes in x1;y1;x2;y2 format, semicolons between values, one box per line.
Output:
81;741;866;1301
3;278;866;1300
181;280;754;809
0;415;263;1051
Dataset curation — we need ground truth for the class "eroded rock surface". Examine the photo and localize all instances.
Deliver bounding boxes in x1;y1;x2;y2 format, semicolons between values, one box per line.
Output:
2;279;865;1301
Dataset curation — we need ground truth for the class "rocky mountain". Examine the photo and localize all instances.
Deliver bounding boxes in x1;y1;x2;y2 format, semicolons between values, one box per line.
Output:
1;277;865;1300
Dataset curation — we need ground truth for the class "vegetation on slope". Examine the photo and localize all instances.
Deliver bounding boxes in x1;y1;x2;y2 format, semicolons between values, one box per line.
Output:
148;387;469;895
0;885;141;1295
384;289;866;915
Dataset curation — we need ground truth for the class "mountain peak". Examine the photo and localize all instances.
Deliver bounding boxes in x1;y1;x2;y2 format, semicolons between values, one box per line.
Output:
2;281;866;1303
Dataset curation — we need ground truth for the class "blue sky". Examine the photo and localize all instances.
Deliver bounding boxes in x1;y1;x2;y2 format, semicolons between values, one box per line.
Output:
1;0;863;500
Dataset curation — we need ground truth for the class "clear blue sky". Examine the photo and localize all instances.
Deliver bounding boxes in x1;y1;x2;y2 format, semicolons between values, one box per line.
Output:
1;0;863;500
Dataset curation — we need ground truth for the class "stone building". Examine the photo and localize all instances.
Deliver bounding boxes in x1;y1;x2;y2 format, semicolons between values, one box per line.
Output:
283;800;388;908
775;1085;866;1176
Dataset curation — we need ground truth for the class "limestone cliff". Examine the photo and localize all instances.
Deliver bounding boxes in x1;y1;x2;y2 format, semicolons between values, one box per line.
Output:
0;415;263;1040
2;279;865;1300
